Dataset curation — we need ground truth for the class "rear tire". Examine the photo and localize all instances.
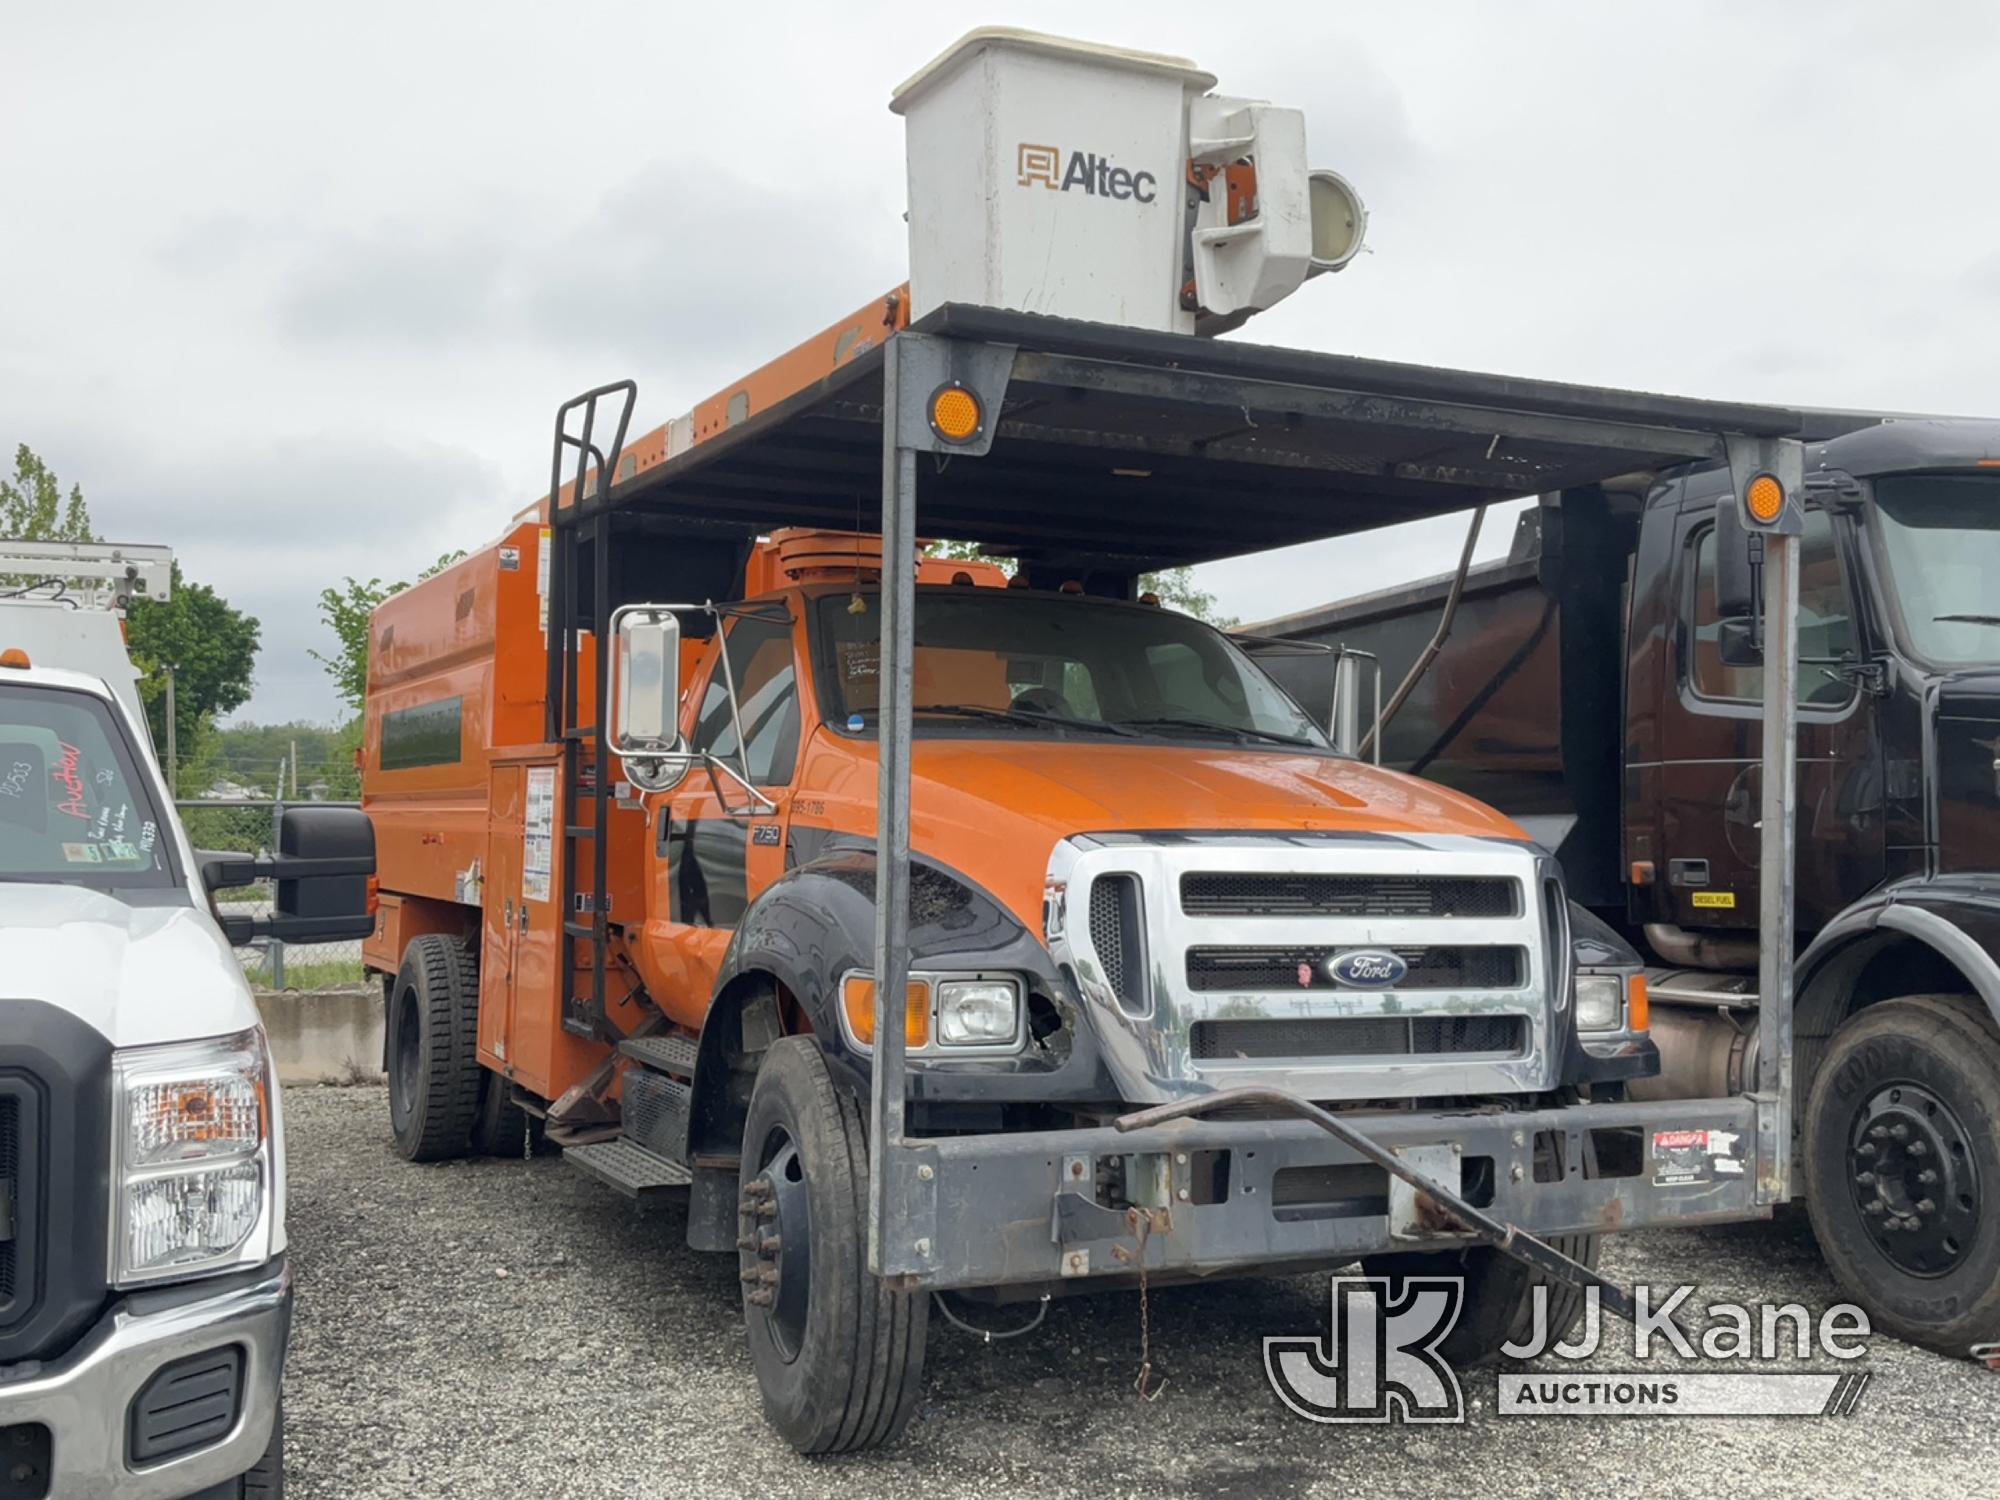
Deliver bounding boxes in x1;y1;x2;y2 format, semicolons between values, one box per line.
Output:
1802;993;2000;1358
738;1037;927;1453
387;935;483;1162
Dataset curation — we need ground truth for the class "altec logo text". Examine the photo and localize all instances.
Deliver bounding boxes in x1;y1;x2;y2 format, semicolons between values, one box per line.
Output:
1016;143;1158;203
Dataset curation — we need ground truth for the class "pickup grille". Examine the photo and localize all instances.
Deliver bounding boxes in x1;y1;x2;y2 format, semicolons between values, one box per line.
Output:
1191;1014;1528;1060
1185;945;1526;992
1180;872;1517;919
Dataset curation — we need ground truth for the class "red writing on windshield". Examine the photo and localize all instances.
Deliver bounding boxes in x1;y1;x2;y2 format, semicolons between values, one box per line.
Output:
52;742;90;819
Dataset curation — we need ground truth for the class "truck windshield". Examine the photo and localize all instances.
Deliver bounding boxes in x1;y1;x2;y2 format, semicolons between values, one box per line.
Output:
1874;475;2000;667
0;682;178;891
815;590;1330;749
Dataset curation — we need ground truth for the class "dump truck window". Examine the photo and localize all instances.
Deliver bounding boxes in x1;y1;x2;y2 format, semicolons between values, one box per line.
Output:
1688;509;1857;707
692;616;801;784
0;683;178;892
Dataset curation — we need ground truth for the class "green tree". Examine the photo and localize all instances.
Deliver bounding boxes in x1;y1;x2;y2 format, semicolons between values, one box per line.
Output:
927;542;1234;626
125;563;262;757
311;552;464;713
0;444;93;543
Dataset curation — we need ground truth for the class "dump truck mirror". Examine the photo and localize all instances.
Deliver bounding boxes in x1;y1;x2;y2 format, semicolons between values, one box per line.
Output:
612;606;682;752
1716;616;1763;668
1713;495;1760;622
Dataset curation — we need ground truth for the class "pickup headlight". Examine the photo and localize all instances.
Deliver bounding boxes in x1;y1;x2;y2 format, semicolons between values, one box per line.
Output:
112;1029;275;1285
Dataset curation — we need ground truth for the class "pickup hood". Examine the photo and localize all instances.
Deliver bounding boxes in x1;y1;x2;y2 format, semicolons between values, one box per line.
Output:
1937;673;2000;875
801;736;1531;927
0;884;259;1048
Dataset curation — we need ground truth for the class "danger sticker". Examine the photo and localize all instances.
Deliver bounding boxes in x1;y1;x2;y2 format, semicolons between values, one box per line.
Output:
1691;891;1736;910
1652;1127;1744;1186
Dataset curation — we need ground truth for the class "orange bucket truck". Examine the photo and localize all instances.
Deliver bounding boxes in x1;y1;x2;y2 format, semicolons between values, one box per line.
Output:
363;29;1829;1451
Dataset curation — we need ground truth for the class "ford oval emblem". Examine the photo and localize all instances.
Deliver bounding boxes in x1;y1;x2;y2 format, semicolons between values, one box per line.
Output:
1329;949;1408;987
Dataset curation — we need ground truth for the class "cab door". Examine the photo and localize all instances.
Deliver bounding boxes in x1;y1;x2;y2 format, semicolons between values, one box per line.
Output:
1651;499;1885;934
650;608;805;1031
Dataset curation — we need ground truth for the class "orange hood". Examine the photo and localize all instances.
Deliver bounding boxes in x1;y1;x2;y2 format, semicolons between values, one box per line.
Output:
796;736;1531;930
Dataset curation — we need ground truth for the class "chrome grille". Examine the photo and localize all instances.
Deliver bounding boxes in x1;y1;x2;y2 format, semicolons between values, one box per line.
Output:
1185;945;1526;992
1191;1015;1528;1060
1180;872;1518;919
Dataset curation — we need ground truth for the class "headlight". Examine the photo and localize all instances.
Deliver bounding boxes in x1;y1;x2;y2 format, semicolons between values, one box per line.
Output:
112;1029;274;1285
1574;973;1625;1032
935;979;1020;1046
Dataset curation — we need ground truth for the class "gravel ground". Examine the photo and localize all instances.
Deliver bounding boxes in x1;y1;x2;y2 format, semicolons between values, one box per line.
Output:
282;1085;1994;1499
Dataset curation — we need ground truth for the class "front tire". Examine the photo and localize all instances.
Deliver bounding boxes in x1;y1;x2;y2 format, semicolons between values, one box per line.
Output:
1802;993;2000;1357
737;1038;927;1453
190;1398;282;1498
387;935;483;1162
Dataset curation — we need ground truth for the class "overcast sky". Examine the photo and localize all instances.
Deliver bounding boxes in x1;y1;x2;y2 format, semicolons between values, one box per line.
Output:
6;2;1997;726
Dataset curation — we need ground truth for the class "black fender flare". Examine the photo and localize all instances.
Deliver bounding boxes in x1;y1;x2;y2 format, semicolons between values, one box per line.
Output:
1793;878;2000;1088
686;839;1106;1158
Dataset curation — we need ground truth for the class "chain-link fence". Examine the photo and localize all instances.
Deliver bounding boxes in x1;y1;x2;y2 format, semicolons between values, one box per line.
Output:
176;797;371;993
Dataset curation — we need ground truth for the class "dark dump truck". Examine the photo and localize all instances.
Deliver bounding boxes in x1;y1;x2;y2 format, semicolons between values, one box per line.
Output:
1252;415;2000;1355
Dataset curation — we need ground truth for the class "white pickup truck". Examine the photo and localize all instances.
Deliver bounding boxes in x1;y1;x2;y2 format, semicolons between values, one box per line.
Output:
0;543;372;1499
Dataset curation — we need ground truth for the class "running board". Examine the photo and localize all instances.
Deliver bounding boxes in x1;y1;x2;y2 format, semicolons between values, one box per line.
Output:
565;1139;692;1199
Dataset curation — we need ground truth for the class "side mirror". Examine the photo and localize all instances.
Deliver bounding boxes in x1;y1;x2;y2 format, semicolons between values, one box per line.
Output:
206;805;376;945
611;605;682;753
1713;497;1760;622
1330;648;1381;762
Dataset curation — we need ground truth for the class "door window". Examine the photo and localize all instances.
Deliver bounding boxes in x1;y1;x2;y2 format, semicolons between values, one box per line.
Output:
691;615;801;785
1687;509;1858;708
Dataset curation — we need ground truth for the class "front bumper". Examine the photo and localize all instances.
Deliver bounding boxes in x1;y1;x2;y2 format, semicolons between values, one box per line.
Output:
0;1259;289;1500
879;1095;1768;1290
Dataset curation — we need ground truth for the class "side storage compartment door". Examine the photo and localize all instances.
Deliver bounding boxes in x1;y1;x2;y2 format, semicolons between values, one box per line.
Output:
479;759;567;1096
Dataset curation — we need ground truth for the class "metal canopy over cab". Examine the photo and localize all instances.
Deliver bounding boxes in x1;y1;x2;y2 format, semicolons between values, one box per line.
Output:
545;301;1815;1287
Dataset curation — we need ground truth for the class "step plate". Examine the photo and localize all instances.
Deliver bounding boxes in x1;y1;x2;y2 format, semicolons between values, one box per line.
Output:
619;1034;699;1076
565;1139;692;1199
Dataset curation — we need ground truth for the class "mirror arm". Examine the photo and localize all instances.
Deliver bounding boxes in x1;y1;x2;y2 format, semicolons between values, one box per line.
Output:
709;604;760;796
701;754;777;816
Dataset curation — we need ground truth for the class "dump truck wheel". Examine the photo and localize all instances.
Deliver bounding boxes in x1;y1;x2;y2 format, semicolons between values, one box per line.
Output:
386;935;483;1162
1803;993;2000;1357
738;1037;927;1453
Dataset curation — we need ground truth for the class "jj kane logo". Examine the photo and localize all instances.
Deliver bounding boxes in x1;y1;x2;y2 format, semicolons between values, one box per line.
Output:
1016;143;1158;203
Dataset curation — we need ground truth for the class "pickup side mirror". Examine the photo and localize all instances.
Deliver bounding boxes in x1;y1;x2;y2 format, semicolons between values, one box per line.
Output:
204;805;376;945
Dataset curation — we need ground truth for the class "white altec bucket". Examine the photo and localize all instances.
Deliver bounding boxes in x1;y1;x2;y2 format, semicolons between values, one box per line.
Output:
891;29;1217;334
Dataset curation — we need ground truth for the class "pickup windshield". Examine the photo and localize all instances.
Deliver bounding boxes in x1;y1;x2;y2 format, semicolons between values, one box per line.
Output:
0;682;178;891
1874;476;2000;667
815;589;1330;749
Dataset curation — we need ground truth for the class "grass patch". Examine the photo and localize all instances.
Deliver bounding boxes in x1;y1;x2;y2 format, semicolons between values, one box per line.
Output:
246;957;369;991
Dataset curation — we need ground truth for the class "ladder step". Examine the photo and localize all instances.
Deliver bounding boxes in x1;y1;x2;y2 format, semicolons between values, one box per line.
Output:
563;920;599;940
564;824;597;838
563;726;600;741
564;1139;691;1199
619;1033;699;1078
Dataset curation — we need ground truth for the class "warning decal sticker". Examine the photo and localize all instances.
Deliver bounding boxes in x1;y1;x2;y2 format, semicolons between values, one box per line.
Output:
523;766;555;903
1652;1127;1745;1186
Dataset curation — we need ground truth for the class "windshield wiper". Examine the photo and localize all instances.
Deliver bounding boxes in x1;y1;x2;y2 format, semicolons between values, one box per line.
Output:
1115;714;1321;749
1934;614;2000;626
851;703;1138;737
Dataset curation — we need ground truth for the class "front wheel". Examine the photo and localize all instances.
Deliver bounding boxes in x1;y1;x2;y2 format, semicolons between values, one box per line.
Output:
1802;993;2000;1357
737;1038;927;1453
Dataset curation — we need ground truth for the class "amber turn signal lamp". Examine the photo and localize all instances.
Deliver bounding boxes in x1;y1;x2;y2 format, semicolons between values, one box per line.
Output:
842;975;930;1048
1626;974;1651;1032
1745;473;1785;524
928;384;982;443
